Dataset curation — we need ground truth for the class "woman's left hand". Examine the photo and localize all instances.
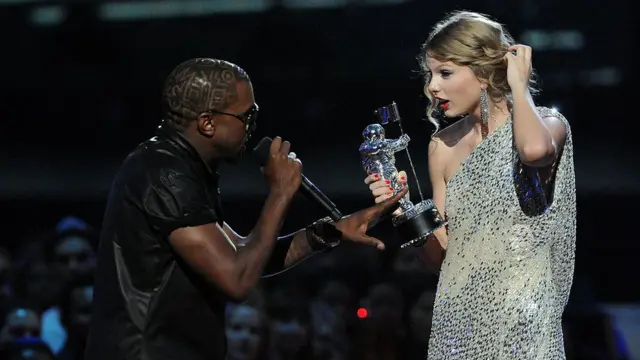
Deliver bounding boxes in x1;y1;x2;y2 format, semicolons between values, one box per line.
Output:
504;44;533;93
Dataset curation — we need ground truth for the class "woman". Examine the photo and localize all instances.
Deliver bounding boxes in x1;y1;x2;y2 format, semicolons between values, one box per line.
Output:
365;11;576;359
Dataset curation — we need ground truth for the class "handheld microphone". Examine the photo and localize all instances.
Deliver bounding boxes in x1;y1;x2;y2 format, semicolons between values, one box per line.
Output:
252;137;343;222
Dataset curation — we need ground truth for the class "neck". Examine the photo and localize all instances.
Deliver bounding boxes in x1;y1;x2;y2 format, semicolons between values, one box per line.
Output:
468;100;510;136
181;131;221;171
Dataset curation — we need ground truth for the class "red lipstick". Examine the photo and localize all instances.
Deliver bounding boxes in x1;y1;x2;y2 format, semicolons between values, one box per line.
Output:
437;98;450;110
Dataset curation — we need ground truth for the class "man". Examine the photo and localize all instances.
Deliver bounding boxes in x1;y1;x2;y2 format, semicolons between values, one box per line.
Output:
84;58;406;360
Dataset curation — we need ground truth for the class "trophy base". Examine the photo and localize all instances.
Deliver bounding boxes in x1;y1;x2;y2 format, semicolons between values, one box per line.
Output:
392;199;447;248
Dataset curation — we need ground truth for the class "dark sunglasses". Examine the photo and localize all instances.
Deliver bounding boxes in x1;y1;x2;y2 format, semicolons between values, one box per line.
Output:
208;103;259;133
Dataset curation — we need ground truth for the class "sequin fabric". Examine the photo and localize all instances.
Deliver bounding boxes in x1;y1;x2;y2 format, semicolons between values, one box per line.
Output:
427;107;576;359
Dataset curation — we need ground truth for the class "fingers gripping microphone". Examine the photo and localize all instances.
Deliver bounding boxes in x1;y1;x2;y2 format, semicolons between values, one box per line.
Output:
253;137;343;221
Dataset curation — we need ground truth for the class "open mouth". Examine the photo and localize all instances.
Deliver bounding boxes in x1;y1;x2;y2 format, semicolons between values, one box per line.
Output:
438;99;450;110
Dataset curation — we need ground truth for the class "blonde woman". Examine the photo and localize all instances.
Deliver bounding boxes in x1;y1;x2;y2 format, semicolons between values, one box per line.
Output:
365;11;576;359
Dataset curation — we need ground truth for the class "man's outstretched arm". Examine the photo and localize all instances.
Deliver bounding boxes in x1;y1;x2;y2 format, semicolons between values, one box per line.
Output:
222;218;337;276
223;186;409;276
168;191;295;301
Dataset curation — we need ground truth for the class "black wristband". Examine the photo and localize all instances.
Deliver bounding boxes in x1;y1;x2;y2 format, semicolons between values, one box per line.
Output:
306;217;341;251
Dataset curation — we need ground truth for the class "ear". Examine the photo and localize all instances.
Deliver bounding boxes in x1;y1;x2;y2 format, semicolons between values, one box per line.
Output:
478;78;488;90
196;113;216;138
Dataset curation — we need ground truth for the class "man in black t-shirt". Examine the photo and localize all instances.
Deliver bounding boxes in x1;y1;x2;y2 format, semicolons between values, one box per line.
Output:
84;58;406;360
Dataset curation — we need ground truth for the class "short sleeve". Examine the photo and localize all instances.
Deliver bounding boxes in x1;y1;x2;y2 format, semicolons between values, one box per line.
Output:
143;163;219;237
512;106;570;217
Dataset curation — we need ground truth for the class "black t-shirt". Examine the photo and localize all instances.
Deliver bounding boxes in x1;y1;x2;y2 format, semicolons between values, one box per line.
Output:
84;125;229;360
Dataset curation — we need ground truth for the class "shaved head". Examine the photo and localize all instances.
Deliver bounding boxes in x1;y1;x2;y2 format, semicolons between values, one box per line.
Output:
161;58;250;131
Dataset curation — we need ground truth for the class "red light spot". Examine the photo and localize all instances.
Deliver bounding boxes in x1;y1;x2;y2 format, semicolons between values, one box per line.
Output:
357;308;368;318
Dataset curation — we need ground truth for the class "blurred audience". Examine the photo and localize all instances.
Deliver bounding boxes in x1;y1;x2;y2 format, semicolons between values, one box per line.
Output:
0;248;13;324
0;216;629;359
225;298;266;360
40;217;96;355
0;337;56;360
1;307;41;343
265;287;312;360
353;282;407;360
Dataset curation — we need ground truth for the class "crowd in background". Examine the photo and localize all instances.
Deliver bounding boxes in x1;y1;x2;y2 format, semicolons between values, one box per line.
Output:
0;215;629;360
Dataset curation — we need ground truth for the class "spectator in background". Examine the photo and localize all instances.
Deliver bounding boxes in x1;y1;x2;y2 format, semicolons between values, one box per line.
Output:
51;233;96;282
41;216;96;355
56;274;94;360
312;280;355;359
265;287;312;360
315;280;355;323
225;301;267;360
12;260;59;314
309;300;349;360
0;307;41;344
0;337;56;360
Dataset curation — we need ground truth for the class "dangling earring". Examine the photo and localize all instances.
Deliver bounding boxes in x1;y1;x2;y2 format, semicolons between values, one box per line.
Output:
480;88;489;125
480;88;489;139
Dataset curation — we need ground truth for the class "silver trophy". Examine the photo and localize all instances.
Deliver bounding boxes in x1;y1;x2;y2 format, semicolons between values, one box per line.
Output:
359;102;447;248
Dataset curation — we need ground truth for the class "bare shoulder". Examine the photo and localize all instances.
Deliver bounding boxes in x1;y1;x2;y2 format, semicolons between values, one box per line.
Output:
433;119;470;145
429;118;470;161
428;136;448;161
428;135;452;175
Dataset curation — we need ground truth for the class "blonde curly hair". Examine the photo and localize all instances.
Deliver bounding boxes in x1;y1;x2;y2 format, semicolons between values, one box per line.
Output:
419;11;539;132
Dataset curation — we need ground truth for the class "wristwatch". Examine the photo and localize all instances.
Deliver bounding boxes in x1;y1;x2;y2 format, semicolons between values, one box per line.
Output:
306;217;342;251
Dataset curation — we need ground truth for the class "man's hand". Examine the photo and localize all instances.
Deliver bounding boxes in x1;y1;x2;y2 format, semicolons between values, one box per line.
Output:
334;186;408;250
263;136;302;198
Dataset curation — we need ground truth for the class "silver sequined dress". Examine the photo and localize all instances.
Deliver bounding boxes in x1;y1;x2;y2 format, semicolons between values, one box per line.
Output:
427;107;576;359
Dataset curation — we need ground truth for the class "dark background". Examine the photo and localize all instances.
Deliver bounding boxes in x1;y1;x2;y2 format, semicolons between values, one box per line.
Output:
0;0;637;357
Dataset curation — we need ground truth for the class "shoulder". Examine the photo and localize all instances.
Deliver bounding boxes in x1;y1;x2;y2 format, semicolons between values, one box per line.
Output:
135;148;216;230
126;139;194;182
432;117;472;147
427;136;451;173
428;136;445;156
429;119;467;159
117;140;200;203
